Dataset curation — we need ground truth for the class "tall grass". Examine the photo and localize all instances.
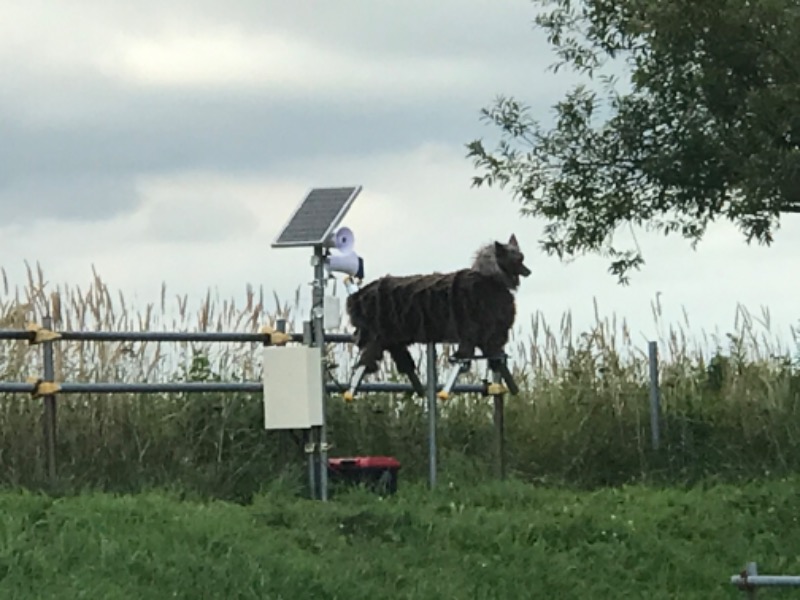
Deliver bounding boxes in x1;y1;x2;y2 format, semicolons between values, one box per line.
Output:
0;262;798;501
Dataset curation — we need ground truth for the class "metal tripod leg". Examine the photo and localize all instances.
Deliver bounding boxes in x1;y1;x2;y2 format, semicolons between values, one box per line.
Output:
437;358;470;400
489;356;519;395
343;365;366;402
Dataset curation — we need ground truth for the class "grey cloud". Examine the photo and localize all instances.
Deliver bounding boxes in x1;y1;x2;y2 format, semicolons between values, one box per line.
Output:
0;0;575;228
0;76;571;227
140;197;259;243
57;0;551;64
0;171;139;225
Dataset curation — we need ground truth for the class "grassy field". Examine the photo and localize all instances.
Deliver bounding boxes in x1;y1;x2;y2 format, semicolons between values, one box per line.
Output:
0;265;798;596
0;475;796;598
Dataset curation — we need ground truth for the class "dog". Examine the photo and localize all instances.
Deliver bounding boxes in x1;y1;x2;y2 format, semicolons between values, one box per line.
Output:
345;234;531;379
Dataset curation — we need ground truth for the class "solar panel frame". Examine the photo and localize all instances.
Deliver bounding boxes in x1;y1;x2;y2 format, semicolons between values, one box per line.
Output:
271;186;362;248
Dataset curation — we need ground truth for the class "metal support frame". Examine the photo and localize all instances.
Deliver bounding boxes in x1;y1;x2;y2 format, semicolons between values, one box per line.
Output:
41;315;57;483
0;380;488;395
0;328;353;345
311;245;329;501
492;367;506;480
426;342;437;489
648;340;661;450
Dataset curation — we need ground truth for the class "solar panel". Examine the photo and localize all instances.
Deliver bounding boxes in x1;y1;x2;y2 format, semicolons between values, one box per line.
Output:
272;186;362;248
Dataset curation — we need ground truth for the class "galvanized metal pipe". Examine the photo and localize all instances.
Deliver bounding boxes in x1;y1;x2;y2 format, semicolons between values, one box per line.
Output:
731;562;800;593
1;381;488;397
42;315;57;483
648;341;661;450
0;330;37;341
312;245;329;502
492;368;505;480
0;381;487;395
426;342;437;489
302;321;317;500
0;329;354;344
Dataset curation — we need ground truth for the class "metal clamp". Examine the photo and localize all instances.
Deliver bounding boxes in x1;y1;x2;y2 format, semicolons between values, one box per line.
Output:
27;377;61;398
485;382;508;396
25;322;61;345
260;325;291;346
304;441;333;453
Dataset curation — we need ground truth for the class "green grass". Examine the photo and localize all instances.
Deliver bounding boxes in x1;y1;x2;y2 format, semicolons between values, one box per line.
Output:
0;476;796;598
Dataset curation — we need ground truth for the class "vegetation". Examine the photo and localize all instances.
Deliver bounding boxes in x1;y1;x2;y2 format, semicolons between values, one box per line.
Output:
1;476;798;598
467;0;800;282
0;263;798;502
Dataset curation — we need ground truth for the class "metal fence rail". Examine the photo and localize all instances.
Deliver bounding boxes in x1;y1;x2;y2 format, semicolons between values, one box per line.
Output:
6;327;354;344
0;381;486;395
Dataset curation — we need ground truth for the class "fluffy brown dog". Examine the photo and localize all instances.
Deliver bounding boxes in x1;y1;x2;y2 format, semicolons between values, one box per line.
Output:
346;234;531;377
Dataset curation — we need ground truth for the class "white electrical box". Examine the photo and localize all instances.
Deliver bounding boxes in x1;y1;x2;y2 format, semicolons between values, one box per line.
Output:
262;346;324;430
324;295;341;330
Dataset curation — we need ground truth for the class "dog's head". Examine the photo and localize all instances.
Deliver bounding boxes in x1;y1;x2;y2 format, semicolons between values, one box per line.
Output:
493;234;531;289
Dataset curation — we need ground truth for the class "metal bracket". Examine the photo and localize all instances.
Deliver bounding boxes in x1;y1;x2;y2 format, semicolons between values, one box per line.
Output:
304;441;333;453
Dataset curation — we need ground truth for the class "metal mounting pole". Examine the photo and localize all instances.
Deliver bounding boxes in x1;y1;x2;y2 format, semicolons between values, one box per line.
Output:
648;341;661;450
42;315;57;485
312;246;329;501
492;367;506;480
426;342;437;489
302;320;317;500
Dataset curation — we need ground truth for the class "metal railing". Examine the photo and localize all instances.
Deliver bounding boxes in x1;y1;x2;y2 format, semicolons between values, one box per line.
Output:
731;562;800;597
0;317;496;493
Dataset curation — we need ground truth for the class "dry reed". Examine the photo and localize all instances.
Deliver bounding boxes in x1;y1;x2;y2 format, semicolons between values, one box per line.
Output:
0;263;798;499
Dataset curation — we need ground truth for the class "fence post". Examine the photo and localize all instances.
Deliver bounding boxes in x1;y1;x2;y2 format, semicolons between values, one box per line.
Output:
492;367;506;479
311;246;329;502
274;318;289;468
648;341;661;451
302;320;318;500
426;342;437;489
41;315;57;484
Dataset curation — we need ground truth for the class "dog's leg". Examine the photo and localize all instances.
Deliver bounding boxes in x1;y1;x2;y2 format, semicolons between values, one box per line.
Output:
452;342;475;361
387;345;425;397
358;341;384;374
345;341;384;401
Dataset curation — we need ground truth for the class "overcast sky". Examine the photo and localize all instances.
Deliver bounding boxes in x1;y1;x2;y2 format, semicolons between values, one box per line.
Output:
2;0;798;360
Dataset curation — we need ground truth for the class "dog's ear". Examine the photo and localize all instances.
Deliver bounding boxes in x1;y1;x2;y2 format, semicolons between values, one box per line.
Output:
508;234;519;249
494;241;506;255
